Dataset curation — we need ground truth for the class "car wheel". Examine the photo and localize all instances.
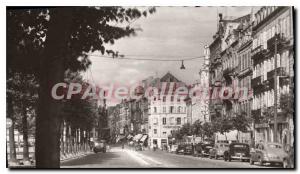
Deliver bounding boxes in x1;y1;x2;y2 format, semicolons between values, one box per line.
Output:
250;158;254;165
215;155;218;160
282;159;288;168
258;157;263;166
209;155;212;159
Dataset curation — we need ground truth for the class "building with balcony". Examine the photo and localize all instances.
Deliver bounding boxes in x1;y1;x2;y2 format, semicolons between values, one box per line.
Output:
251;7;294;145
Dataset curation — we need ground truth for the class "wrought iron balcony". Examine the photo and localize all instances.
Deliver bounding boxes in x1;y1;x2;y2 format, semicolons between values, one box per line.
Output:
267;67;287;80
267;33;290;54
238;67;252;78
251;76;263;88
251;45;269;67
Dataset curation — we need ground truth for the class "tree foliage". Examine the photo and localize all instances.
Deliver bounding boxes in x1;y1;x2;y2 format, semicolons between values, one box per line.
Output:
212;116;233;135
280;92;294;118
7;7;156;75
232;112;250;132
7;71;38;134
7;7;156;167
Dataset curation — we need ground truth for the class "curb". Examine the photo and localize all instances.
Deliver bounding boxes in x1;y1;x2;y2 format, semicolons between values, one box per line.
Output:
60;152;92;162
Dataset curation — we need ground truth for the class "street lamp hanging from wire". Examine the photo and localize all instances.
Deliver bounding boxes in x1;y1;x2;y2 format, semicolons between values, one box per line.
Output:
180;60;186;70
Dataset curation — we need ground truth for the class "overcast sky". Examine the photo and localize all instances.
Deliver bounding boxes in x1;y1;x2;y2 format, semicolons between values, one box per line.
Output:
86;7;254;88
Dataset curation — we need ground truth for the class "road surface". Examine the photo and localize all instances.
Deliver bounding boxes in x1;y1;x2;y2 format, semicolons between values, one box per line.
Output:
61;146;280;168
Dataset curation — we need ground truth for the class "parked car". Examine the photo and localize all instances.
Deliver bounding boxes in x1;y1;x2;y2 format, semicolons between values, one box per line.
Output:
184;144;193;155
224;143;250;162
170;144;178;153
200;143;214;158
135;143;142;151
176;144;185;154
93;140;106;153
250;142;289;167
193;143;203;157
209;143;229;159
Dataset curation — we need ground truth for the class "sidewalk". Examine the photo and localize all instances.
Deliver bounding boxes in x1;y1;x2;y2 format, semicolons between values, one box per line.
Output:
60;151;93;162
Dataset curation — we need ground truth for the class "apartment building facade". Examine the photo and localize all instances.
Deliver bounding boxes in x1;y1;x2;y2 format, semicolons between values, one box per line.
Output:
251;7;294;145
147;72;188;149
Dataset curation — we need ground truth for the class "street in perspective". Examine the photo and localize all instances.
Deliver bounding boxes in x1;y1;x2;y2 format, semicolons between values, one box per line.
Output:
6;6;294;168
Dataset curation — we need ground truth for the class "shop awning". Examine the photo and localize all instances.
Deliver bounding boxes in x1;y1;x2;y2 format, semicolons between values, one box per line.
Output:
127;134;133;139
140;135;148;142
116;135;125;143
133;134;143;141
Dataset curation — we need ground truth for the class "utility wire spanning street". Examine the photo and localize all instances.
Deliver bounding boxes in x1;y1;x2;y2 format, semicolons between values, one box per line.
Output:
61;145;279;168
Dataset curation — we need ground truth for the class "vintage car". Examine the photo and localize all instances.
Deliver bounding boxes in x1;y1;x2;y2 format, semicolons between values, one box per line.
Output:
170;144;178;153
224;143;250;162
134;143;143;151
193;143;203;157
250;142;289;167
183;144;193;155
193;143;213;157
93;139;107;153
209;143;229;159
200;143;214;157
176;144;185;154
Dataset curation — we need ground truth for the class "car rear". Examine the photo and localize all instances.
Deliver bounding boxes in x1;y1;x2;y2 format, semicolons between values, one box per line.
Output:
230;144;250;161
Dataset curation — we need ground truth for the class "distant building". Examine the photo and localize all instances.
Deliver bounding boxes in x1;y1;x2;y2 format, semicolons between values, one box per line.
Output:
147;72;188;149
186;46;210;125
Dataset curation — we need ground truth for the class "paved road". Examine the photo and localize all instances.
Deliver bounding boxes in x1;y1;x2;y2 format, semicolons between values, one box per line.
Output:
61;146;280;168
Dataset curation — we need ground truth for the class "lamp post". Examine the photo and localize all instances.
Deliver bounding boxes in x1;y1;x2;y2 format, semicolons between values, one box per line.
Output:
273;33;278;143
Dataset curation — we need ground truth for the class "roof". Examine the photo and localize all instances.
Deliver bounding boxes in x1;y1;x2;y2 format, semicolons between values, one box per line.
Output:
160;72;181;83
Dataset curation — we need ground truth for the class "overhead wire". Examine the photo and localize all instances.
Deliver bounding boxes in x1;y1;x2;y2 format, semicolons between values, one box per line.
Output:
87;54;206;62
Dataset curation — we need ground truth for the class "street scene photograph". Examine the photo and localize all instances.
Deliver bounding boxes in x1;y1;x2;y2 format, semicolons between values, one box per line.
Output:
6;6;295;169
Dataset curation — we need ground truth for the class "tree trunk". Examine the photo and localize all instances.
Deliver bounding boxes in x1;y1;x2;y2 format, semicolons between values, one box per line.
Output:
8;120;18;165
71;126;75;154
8;96;18;165
60;120;65;157
35;9;74;168
22;105;30;164
66;124;70;154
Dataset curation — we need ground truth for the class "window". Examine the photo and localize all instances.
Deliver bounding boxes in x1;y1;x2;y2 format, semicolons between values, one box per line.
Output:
163;132;167;135
153;118;158;125
248;51;251;68
176;117;181;125
171;96;174;102
162;117;166;125
177;106;181;113
170;106;174;113
154;129;157;134
163;96;166;102
163;107;166;113
153;107;157;113
170;117;174;125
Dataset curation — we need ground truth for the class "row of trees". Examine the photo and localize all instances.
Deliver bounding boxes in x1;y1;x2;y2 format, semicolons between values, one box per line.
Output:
172;113;251;142
174;90;294;143
7;71;38;165
7;7;155;167
6;69;99;165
